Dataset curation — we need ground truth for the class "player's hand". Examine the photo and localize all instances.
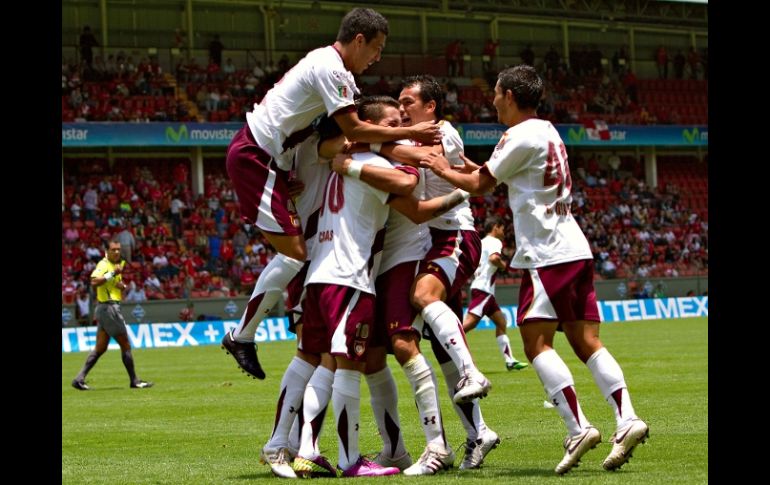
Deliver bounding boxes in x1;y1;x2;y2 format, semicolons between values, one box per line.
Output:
409;120;442;145
113;265;123;275
343;142;368;154
456;153;480;173
419;152;451;176
332;154;352;175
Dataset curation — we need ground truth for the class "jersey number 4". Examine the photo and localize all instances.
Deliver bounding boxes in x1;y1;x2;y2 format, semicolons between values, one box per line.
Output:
543;141;572;197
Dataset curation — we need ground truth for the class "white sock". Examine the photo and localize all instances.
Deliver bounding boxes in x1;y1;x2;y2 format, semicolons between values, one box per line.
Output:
288;416;300;454
496;334;515;365
333;369;361;470
366;367;407;458
298;366;334;459
422;301;479;376
265;357;315;450
586;347;637;427
403;355;446;447
440;361;486;441
532;349;590;436
234;254;304;342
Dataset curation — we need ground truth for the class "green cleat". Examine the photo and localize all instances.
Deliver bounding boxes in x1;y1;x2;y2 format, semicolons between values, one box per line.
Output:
506;361;529;371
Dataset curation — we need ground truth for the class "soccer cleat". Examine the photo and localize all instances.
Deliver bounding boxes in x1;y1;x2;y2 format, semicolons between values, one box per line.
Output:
221;329;266;379
292;454;337;478
555;426;602;475
506;361;529;371
339;456;400;477
403;443;455;476
459;429;501;470
372;451;413;471
260;447;297;478
71;379;90;391
453;371;492;404
603;419;649;471
130;380;154;389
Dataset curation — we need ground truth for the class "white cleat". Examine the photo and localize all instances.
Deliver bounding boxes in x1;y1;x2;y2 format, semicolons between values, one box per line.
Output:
403;443;455;476
372;451;413;471
603;419;649;471
453;371;492;404
554;426;602;475
260;447;297;478
459;429;501;470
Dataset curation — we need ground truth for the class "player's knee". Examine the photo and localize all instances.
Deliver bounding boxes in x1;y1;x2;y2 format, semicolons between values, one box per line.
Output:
392;335;419;365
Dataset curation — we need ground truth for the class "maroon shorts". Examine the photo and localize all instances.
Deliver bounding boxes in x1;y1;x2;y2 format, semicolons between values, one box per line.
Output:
418;228;481;301
300;283;376;361
370;261;421;349
226;126;302;236
517;259;600;327
467;288;501;318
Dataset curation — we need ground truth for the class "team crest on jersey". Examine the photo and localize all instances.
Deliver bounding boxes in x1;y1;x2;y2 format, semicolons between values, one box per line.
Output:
337;85;348;97
354;339;366;356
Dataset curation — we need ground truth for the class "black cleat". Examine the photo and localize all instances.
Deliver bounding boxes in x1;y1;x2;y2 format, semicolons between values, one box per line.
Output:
130;380;154;389
71;379;90;391
221;330;266;379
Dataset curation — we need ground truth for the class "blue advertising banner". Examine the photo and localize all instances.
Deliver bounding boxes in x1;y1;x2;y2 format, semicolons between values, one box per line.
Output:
62;297;707;352
457;123;708;147
62;123;708;148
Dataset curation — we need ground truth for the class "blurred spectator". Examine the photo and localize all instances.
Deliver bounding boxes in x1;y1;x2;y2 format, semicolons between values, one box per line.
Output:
75;288;91;326
655;45;668;79
79;26;99;67
520;43;535;66
179;302;196;322
208;34;224;67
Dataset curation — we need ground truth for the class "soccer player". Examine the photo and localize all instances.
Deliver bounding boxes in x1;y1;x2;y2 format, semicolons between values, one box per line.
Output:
259;116;346;478
420;64;649;475
333;76;500;468
221;8;442;379
71;240;153;391
462;216;528;371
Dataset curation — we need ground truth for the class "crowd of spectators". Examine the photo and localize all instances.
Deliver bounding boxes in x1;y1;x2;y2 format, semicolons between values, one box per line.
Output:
62;154;708;305
63;43;707;126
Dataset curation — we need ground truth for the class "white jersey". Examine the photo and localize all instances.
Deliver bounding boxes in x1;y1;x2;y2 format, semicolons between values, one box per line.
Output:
423;121;475;230
290;131;330;255
470;235;503;294
485;118;592;269
379;164;430;274
246;46;357;170
307;152;392;294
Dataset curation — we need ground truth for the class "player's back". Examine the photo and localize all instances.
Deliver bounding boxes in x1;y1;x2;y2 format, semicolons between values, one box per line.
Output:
307;152;393;294
246;46;357;168
470;235;502;293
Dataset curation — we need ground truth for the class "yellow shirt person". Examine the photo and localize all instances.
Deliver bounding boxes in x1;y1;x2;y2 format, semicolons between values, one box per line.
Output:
91;256;125;303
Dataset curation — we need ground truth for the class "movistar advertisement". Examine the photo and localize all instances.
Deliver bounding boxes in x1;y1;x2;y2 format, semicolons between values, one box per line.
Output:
458;123;708;147
62;122;708;148
62;122;242;147
62;296;707;352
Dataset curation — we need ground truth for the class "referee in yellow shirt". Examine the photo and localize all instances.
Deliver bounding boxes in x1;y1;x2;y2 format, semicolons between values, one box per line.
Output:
72;240;153;390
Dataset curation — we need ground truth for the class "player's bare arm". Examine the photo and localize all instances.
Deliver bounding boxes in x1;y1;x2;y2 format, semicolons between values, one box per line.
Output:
334;111;441;145
332;153;417;196
489;253;507;270
388;188;470;224
379;142;443;168
420;152;497;195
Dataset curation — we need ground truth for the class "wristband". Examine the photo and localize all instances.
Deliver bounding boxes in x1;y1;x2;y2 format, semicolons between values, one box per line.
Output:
458;189;471;201
104;271;114;281
369;142;382;154
347;159;364;179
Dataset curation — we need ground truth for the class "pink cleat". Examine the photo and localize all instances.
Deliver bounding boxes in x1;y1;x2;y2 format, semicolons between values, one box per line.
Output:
338;456;400;477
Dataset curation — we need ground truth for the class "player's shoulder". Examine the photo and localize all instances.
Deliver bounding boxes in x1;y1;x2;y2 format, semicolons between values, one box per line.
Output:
352;151;392;169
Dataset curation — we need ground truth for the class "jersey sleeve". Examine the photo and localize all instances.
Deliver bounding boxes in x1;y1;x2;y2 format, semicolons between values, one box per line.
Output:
315;61;357;117
91;260;108;279
440;123;464;165
486;130;532;182
489;238;503;257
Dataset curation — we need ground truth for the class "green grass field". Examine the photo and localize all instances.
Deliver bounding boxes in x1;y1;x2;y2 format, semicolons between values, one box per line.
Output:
62;317;707;484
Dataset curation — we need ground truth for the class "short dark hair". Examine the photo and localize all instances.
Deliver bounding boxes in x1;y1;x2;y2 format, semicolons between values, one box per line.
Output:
402;74;444;119
357;95;400;123
497;64;543;111
337;8;389;44
484;216;505;235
